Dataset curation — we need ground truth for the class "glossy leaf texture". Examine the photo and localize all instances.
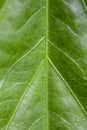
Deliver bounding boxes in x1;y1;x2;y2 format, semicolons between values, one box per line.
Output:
0;0;87;129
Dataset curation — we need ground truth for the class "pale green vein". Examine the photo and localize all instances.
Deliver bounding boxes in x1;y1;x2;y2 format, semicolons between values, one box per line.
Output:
50;14;79;37
48;40;84;74
4;83;28;92
45;0;49;130
28;116;46;130
81;0;87;11
48;58;87;117
50;14;87;50
5;60;44;130
17;6;45;33
51;112;71;126
0;37;45;89
0;0;9;18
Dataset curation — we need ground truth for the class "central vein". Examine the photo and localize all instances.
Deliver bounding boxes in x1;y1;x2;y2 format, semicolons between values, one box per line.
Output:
45;0;49;129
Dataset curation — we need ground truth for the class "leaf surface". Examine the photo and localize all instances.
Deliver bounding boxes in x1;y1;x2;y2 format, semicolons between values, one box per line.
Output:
0;0;87;129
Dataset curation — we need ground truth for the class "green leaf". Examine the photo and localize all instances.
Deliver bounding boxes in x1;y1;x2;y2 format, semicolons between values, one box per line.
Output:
0;0;87;129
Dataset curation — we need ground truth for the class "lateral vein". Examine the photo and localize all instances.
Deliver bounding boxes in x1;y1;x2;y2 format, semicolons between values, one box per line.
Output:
48;58;87;118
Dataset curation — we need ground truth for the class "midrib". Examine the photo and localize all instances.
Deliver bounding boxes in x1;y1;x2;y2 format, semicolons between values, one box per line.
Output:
45;0;49;129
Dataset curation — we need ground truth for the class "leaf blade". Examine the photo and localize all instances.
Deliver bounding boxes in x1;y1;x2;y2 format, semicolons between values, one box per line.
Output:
0;0;87;130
